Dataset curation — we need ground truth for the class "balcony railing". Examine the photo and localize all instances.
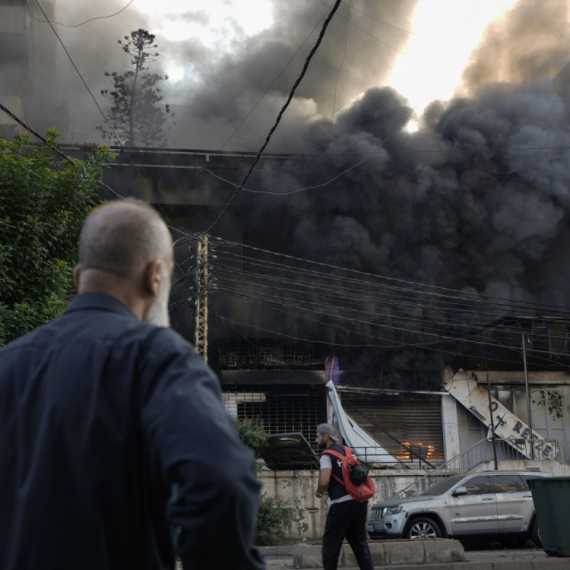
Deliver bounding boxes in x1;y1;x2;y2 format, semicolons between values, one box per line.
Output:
394;437;570;498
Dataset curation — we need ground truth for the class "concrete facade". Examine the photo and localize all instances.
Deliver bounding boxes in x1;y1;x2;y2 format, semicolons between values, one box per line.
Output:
260;459;570;540
259;468;436;540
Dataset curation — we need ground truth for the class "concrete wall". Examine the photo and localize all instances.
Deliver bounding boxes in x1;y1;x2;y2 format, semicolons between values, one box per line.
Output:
258;469;432;540
260;461;570;539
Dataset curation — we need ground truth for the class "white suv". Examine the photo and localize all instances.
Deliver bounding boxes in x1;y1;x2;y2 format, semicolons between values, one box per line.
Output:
368;470;552;546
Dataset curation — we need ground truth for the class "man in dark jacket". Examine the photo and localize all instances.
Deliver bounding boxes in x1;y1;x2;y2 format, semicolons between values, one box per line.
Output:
315;424;373;570
0;200;265;570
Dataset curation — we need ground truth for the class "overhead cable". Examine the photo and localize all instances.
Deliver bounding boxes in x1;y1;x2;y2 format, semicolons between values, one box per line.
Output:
203;0;343;235
214;240;570;315
30;0;134;27
217;287;567;368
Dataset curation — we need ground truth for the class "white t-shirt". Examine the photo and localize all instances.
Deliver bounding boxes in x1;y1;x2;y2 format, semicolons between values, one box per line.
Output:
320;454;354;505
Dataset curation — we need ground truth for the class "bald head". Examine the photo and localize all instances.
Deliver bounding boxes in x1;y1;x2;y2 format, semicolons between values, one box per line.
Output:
79;200;171;280
75;200;173;325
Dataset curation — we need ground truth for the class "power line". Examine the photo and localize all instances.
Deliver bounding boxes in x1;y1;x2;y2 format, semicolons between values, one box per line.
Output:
214;239;570;315
0;102;125;201
0;102;200;247
219;3;332;151
35;0;180;233
216;287;568;369
210;308;559;368
318;0;417;35
204;103;418;197
203;0;343;235
217;281;566;364
331;0;350;119
213;268;517;335
212;261;570;350
30;0;134;27
317;0;408;55
212;255;557;325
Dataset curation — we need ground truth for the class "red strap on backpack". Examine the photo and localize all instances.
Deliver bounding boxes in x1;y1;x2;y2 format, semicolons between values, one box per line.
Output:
322;446;376;503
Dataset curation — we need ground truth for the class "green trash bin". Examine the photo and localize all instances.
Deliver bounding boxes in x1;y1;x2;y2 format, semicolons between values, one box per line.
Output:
528;477;570;557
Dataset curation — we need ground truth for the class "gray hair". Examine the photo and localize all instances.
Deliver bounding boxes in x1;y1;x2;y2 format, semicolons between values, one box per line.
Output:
79;199;170;279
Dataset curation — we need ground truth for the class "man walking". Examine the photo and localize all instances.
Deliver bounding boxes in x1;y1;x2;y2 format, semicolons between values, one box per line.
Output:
0;200;265;570
315;424;373;570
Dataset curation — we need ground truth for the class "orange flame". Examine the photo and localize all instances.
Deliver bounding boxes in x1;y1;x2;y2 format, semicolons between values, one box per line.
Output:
396;442;436;461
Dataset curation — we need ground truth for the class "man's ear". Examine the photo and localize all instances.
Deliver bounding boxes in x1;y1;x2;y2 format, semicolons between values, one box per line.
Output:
73;265;81;288
144;259;163;297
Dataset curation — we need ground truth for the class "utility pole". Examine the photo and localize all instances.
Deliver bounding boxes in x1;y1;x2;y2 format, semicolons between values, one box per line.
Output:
194;234;209;363
486;374;499;471
521;331;534;459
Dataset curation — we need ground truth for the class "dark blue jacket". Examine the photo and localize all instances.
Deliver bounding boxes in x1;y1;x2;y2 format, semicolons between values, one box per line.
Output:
0;293;264;570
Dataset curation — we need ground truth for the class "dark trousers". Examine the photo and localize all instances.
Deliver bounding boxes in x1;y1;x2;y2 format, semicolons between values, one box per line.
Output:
322;500;373;570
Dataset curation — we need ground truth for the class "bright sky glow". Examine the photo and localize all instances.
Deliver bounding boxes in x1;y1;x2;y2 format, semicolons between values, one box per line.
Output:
389;0;519;130
135;0;274;44
166;66;185;82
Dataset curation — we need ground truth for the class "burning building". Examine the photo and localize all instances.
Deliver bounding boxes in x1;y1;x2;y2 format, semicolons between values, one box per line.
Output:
5;0;570;538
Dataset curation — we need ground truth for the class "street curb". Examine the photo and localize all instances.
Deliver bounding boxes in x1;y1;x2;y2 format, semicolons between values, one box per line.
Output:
286;559;570;570
292;539;465;568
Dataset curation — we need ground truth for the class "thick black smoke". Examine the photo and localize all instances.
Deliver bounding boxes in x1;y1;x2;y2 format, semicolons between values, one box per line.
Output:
203;74;570;388
185;0;570;388
9;0;570;388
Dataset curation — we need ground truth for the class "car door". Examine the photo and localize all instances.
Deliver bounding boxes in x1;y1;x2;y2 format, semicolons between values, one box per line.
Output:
493;474;531;534
448;475;499;536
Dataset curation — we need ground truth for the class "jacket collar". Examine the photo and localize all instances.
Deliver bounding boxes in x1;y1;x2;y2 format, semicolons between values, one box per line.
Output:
64;292;138;321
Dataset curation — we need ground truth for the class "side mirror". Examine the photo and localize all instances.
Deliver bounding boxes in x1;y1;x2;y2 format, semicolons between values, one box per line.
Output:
452;486;467;497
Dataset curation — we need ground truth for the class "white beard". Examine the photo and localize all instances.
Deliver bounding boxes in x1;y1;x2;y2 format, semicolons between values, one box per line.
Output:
144;280;171;327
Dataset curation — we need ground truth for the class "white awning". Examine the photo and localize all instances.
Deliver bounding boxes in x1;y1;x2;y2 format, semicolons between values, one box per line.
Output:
326;380;399;464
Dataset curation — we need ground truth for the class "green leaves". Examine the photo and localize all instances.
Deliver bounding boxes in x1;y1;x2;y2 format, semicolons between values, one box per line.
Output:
0;130;113;346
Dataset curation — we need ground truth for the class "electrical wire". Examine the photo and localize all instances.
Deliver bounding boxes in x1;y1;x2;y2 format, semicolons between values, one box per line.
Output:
219;3;333;151
203;0;343;235
212;253;570;323
0;101;200;251
331;0;350;119
204;101;418;197
34;0;192;240
30;0;134;27
213;240;570;315
216;285;569;370
212;262;566;352
209;307;558;368
212;257;553;328
217;283;567;367
328;1;408;56
202;156;371;196
213;268;517;336
332;1;417;35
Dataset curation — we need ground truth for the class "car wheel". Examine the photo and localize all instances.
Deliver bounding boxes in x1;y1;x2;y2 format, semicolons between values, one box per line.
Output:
405;517;441;540
530;518;542;548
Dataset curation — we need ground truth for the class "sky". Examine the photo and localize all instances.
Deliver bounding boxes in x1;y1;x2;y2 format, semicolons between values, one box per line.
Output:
134;0;519;110
51;0;534;147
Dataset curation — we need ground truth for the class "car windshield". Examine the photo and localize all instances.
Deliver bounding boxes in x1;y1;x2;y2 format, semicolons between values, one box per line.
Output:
420;475;465;496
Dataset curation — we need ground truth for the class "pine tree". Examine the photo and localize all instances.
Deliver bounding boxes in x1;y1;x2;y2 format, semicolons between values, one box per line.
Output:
97;29;174;147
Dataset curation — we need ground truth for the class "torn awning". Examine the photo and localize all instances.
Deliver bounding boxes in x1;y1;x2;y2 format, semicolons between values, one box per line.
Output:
326;380;399;465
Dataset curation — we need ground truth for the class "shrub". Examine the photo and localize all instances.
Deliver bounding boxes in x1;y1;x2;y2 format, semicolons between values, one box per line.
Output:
255;493;294;546
236;418;295;545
